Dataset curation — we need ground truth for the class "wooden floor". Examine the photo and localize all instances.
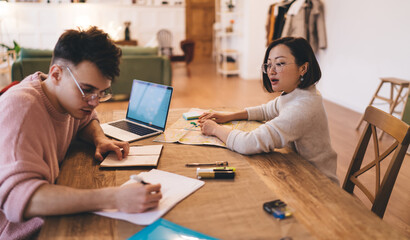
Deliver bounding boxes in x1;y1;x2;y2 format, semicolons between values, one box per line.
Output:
102;60;410;237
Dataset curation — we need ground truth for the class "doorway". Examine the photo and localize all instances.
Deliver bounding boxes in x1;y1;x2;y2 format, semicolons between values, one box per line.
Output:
185;0;215;61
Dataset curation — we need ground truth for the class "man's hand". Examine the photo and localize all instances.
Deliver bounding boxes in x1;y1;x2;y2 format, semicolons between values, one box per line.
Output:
115;183;162;213
94;137;129;161
24;182;161;218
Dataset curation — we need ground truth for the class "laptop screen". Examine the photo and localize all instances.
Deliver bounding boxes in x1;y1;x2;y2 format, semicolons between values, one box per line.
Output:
126;80;173;130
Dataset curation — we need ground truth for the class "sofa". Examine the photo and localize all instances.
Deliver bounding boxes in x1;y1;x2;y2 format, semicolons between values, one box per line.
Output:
11;46;172;100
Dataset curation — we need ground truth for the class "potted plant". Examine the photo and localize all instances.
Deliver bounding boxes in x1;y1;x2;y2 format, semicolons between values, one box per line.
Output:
0;40;21;56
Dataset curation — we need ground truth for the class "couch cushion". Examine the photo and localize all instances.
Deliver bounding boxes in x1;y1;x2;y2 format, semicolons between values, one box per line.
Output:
120;46;158;56
20;48;53;58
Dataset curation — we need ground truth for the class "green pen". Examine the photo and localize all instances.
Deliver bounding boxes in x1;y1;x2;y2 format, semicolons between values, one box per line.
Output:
190;122;198;127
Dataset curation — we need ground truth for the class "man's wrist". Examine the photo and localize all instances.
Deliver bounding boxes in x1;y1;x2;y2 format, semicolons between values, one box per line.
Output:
93;135;108;146
89;187;118;211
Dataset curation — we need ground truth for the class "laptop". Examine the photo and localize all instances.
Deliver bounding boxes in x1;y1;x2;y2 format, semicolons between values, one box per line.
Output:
101;79;173;142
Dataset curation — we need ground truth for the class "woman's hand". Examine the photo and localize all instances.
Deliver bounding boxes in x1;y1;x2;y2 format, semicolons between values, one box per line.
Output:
199;112;232;124
199;119;231;143
200;119;220;136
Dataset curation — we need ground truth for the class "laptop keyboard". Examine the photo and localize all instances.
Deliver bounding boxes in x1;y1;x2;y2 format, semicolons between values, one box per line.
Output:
109;121;157;136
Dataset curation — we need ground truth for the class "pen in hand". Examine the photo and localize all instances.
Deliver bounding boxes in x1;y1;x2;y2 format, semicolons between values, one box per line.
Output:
130;174;149;185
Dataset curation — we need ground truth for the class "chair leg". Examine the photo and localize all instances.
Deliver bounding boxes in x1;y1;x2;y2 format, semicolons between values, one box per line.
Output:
380;85;406;140
388;85;404;115
371;144;407;218
398;88;410;121
356;81;384;130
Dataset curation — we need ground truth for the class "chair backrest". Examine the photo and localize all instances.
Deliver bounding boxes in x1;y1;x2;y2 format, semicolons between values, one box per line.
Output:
156;29;173;56
343;105;410;218
180;40;195;64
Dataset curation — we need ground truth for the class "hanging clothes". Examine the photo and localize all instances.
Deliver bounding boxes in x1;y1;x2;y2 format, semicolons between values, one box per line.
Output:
273;0;295;40
281;0;327;52
266;4;277;46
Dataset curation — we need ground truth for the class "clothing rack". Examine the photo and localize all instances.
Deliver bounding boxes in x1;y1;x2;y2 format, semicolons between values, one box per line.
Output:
265;0;327;53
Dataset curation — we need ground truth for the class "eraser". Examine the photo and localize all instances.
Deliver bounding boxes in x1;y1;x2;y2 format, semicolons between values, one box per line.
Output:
183;111;202;120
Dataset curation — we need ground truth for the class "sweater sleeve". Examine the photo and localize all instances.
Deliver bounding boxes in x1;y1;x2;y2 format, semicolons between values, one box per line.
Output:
227;98;312;155
245;99;279;121
0;91;54;223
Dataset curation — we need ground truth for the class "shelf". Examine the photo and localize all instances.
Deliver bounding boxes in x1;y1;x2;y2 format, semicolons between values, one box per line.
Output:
219;49;239;56
216;11;241;16
214;0;241;77
216;32;240;37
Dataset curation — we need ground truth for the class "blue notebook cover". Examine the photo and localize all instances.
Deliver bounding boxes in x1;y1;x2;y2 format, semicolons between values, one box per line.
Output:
128;218;219;240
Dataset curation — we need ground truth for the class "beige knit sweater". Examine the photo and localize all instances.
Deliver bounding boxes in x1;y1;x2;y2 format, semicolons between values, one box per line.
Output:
226;85;339;184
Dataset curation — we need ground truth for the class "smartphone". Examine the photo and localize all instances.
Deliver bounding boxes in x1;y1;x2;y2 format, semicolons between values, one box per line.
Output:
263;199;292;219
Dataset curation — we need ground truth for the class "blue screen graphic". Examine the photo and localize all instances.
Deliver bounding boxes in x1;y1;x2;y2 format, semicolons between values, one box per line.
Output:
127;80;172;129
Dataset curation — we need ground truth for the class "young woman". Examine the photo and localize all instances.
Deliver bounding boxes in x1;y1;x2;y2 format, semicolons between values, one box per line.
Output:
199;37;338;184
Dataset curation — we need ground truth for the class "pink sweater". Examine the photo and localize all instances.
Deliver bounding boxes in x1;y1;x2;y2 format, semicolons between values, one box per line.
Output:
0;73;97;240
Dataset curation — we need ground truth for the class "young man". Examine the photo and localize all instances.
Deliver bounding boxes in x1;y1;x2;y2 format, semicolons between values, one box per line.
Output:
0;27;162;239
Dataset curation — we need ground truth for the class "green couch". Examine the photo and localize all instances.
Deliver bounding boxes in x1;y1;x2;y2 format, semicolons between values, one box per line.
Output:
115;46;172;100
11;48;52;81
11;47;172;100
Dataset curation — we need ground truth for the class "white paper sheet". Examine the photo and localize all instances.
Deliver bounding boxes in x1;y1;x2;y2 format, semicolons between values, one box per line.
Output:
94;169;205;225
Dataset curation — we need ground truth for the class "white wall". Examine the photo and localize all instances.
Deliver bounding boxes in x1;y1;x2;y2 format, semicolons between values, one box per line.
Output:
0;3;185;54
240;0;273;80
317;0;410;113
240;0;410;114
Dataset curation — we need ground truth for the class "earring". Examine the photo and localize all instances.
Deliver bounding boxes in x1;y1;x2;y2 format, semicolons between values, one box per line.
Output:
300;76;304;82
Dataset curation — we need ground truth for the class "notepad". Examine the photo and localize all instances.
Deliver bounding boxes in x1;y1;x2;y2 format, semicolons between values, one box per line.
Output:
100;145;163;167
128;218;219;240
94;169;205;225
183;110;203;120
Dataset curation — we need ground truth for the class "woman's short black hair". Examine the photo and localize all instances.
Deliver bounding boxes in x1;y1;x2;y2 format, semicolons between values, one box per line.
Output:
262;37;321;92
51;26;122;81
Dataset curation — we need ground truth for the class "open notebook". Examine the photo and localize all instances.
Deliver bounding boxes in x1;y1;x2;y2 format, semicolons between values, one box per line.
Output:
100;145;163;168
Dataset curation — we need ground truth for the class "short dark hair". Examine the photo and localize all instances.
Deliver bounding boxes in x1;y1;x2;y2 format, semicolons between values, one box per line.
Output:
51;26;122;81
262;37;321;93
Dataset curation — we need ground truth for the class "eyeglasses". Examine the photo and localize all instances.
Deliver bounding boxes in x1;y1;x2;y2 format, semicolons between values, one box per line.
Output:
66;66;112;102
261;62;296;74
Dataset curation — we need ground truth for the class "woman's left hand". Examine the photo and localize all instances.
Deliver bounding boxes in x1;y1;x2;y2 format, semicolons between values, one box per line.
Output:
199;119;219;136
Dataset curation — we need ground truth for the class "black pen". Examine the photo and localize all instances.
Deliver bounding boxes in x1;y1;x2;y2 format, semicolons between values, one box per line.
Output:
130;174;149;185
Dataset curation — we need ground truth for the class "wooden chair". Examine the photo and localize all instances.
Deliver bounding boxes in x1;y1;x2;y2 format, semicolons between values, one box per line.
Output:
356;78;409;131
343;105;410;218
157;29;173;57
0;50;17;83
170;39;195;65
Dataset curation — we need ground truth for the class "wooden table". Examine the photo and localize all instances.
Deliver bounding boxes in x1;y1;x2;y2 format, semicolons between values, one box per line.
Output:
38;109;407;240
